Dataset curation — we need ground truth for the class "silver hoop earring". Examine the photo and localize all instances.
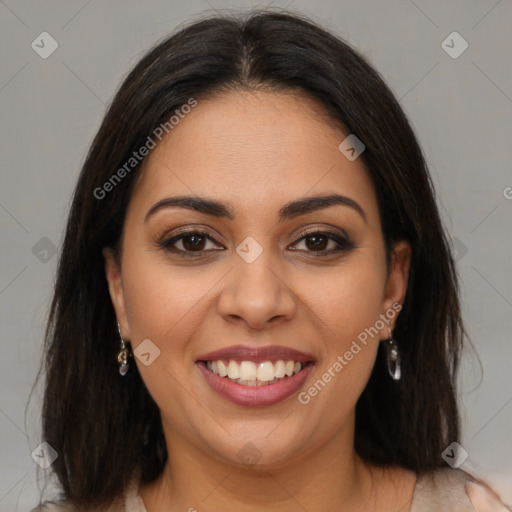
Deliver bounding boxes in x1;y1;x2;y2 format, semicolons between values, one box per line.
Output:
117;323;132;376
383;326;401;381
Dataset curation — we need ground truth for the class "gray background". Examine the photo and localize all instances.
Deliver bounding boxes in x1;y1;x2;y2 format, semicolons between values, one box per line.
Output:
1;0;511;510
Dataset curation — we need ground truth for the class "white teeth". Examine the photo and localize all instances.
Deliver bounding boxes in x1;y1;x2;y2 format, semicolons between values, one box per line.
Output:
227;360;240;379
239;361;257;381
257;361;275;381
205;359;306;385
217;360;228;377
274;360;285;378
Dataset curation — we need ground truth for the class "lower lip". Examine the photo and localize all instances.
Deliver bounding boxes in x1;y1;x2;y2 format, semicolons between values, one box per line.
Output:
196;362;314;407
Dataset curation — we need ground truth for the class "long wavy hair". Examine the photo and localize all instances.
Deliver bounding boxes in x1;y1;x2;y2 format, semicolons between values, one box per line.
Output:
35;9;466;509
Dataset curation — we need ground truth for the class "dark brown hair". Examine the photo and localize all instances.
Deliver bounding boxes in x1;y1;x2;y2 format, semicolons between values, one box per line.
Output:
36;9;466;509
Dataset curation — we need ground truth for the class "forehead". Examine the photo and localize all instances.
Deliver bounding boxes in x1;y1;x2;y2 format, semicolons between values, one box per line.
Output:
129;90;378;221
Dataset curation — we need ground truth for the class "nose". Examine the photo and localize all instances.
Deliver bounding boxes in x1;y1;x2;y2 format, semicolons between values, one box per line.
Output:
217;252;297;330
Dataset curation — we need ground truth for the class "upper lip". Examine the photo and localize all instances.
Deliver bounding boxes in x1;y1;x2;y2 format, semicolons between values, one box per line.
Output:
196;344;316;363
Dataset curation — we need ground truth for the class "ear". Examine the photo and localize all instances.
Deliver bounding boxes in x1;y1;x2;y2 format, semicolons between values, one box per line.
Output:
103;247;131;340
379;240;411;336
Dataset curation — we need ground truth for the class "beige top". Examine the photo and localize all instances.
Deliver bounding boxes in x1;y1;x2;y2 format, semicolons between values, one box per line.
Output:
33;468;510;512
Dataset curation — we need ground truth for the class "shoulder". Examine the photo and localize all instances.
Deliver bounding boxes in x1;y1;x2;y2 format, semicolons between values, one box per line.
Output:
30;476;144;512
411;468;510;512
31;503;75;512
30;500;126;512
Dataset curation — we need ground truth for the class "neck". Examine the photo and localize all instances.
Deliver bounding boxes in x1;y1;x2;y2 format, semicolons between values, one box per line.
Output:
139;420;415;511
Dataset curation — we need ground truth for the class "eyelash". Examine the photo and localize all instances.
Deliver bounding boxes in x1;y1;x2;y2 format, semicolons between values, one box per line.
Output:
158;228;355;258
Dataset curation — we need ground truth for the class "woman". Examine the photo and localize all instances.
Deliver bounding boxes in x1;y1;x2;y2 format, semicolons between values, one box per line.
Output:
33;10;508;512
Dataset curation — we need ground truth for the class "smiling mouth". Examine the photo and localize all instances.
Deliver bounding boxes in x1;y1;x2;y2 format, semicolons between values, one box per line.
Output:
200;359;313;386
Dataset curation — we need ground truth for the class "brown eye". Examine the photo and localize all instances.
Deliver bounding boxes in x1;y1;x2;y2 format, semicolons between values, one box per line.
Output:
291;230;355;255
160;230;224;256
181;234;207;251
304;233;329;251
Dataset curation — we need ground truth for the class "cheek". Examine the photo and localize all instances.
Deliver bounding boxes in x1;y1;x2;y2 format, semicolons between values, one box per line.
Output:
297;255;386;406
305;257;387;340
120;248;228;356
119;255;215;405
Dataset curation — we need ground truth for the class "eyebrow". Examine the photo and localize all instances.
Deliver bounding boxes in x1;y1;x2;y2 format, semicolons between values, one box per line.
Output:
144;193;367;224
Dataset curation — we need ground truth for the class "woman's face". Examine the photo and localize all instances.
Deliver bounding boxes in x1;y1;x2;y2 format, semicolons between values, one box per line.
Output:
105;90;410;468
